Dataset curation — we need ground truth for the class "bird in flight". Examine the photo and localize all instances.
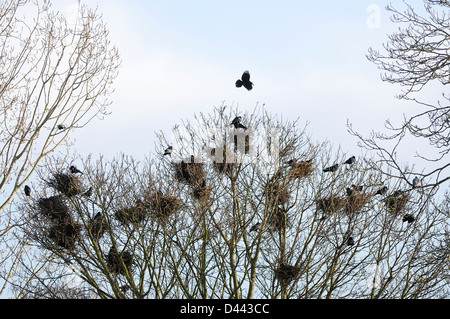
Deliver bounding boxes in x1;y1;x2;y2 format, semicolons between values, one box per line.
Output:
323;164;339;173
24;185;31;196
235;70;254;91
164;146;173;156
70;165;83;174
344;156;356;165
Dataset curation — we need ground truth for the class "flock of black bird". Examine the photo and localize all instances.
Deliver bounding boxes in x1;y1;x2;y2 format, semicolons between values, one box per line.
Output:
21;70;421;251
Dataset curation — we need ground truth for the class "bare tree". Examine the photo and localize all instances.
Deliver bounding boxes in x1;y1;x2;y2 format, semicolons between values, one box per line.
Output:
11;106;449;299
0;0;120;213
349;0;449;192
0;0;119;298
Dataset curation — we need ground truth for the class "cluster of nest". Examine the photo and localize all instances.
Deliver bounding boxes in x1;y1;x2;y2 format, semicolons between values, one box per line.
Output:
49;173;83;197
343;192;371;216
275;263;301;287
287;160;314;180
145;191;183;221
37;195;81;250
385;191;409;215
107;247;133;275
316;191;371;218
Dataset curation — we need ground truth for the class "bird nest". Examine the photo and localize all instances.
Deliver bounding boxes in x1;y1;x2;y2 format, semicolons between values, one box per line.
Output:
49;173;83;197
114;201;148;225
316;196;345;214
287;161;314;180
192;181;213;204
107;247;133;275
174;157;206;187
145;191;183;222
275;263;300;286
385;192;409;215
88;216;109;241
265;183;291;207
37;195;71;223
268;207;288;231
343;193;371;215
48;218;82;250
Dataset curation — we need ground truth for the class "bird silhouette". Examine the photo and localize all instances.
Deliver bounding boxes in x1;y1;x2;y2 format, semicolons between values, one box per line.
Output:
235;70;254;91
164;146;173;156
346;187;355;197
93;211;102;221
24;185;31;196
57;124;66;130
347;237;355;246
69;165;83;174
375;186;388;196
83;186;93;197
249;222;261;232
230;116;246;129
402;214;415;224
344;156;356;165
323;164;339;173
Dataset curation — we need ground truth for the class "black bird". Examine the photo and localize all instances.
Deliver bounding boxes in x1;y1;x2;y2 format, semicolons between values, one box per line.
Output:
375;186;388;196
93;211;102;221
24;185;31;196
235;70;254;91
346;187;355;197
347;237;355;246
83;186;93;197
230;116;242;128
57;124;66;130
249;222;261;232
69;165;83;174
323;164;339;173
402;214;415;224
344;156;356;165
164;146;173;156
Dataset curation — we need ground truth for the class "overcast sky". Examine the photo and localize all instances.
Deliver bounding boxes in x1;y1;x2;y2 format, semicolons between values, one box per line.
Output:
48;0;440;169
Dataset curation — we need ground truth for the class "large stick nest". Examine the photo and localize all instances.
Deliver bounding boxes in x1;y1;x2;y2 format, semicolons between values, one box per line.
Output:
316;195;345;214
275;263;300;286
287;160;314;180
48;218;82;250
385;191;409;215
107;247;133;275
145;191;183;221
114;200;148;225
49;173;83;197
265;182;291;207
37;195;71;223
174;156;206;187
